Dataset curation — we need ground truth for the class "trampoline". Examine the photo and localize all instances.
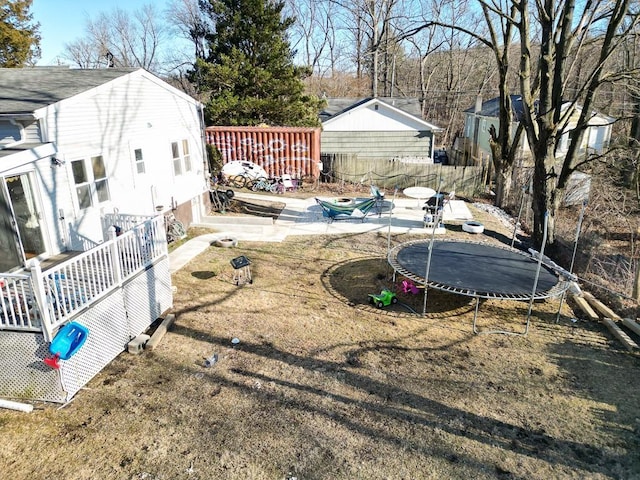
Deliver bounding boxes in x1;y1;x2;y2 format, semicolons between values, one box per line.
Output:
388;239;572;334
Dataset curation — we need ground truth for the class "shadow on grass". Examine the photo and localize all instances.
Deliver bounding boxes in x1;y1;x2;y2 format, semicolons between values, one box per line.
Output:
191;271;216;280
168;320;626;477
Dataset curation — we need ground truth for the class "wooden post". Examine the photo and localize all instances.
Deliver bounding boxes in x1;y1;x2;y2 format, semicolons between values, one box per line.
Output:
146;314;176;351
570;295;600;321
622;318;640;337
582;292;622;321
602;318;639;351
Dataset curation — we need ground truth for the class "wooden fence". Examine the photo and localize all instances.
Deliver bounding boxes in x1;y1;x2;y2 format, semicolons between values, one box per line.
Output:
320;153;484;197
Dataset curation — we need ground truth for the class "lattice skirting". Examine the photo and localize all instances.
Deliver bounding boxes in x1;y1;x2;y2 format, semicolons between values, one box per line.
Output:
0;331;65;402
0;259;173;403
123;257;173;338
58;291;130;401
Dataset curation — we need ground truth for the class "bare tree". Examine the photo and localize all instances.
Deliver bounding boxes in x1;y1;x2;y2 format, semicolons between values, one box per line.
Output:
63;4;166;72
401;0;525;205
166;0;210;60
328;0;402;97
405;0;491;146
63;38;103;69
286;0;339;76
476;0;524;207
515;0;640;249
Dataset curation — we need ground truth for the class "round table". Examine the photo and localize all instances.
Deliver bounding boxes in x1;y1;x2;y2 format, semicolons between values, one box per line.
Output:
403;186;436;208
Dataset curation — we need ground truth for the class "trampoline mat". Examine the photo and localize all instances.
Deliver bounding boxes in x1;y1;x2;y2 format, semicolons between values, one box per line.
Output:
395;240;560;298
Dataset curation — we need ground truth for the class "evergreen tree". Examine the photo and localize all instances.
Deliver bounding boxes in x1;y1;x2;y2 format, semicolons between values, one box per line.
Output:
195;0;323;127
0;0;40;67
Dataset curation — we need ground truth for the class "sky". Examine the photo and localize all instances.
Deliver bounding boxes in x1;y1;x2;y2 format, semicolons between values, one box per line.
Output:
32;0;171;65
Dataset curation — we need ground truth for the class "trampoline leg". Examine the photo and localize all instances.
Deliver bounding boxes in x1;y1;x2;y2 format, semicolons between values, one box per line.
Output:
523;310;531;336
472;297;481;334
473;297;530;336
555;291;567;324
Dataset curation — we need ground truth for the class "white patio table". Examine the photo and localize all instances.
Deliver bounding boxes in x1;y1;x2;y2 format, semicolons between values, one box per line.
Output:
403;186;436;209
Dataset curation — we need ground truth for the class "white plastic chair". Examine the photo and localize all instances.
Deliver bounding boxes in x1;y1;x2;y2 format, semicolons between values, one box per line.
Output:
281;174;295;191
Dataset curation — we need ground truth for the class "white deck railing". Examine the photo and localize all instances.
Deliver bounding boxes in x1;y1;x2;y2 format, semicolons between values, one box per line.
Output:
0;215;168;342
103;212;158;237
0;273;42;332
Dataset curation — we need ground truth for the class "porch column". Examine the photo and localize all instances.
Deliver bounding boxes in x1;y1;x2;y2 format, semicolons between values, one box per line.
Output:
108;226;123;285
29;260;54;342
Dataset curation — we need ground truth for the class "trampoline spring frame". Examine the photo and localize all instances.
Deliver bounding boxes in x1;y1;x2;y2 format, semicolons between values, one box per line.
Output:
388;233;571;335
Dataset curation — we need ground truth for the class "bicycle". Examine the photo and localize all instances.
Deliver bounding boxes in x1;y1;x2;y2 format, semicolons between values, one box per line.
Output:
165;213;186;243
209;187;235;212
226;175;247;188
250;177;278;193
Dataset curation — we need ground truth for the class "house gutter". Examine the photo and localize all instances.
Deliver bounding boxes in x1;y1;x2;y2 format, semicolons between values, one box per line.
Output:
198;103;209;181
0;113;37;121
0;143;57;174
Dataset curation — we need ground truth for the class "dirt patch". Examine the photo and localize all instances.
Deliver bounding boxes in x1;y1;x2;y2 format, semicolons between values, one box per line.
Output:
1;227;639;479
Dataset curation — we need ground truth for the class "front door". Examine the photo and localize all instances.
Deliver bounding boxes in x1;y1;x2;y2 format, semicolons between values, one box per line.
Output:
0;173;46;270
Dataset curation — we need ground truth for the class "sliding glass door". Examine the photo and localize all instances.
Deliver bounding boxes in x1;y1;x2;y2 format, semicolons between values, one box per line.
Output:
0;181;23;271
0;173;46;271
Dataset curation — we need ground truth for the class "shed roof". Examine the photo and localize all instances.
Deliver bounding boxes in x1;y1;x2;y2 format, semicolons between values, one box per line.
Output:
463;95;525;120
464;95;615;124
0;67;136;114
320;97;423;122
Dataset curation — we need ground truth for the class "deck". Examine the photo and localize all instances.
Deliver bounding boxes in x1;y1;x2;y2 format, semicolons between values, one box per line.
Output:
0;213;174;403
0;214;167;342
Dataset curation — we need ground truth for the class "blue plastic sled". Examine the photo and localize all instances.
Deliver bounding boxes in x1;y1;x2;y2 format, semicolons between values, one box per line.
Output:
44;322;89;369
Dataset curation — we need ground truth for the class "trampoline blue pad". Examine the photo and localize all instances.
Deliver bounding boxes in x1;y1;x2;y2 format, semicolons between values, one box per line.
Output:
395;240;560;298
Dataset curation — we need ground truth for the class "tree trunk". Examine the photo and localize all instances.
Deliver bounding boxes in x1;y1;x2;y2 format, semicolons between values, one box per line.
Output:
531;143;563;251
494;168;511;207
372;44;379;97
625;95;640;188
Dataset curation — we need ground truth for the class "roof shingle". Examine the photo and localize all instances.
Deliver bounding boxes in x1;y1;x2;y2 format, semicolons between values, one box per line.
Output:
0;67;137;114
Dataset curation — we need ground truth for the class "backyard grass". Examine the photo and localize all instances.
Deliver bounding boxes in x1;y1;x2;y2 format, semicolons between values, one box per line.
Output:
0;207;639;479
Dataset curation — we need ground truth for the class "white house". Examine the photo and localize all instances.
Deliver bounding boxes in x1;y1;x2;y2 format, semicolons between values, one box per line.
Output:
0;67;208;272
320;97;442;162
0;67;207;403
455;95;614;166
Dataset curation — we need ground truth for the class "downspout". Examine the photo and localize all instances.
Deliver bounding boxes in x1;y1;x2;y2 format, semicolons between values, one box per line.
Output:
198;102;209;223
199;103;209;180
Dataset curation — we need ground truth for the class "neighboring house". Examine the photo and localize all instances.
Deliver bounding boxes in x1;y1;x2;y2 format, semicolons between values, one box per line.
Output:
0;67;207;403
0;67;208;272
454;95;614;166
320;97;442;162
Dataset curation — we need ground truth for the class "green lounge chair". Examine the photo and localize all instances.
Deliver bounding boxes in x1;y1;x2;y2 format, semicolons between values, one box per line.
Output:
316;197;378;223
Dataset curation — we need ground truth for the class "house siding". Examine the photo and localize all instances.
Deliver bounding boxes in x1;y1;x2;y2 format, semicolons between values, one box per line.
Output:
39;71;206;247
458;100;613;166
34;156;73;252
321;131;432;160
323;104;430;132
22;121;41;144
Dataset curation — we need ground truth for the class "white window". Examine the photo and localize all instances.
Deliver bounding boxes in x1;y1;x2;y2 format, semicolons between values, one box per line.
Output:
171;139;192;175
134;148;145;174
71;155;110;210
182;140;192;172
171;142;182;176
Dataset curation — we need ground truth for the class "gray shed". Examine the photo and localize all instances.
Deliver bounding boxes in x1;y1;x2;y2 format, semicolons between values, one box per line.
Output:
320;97;442;162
